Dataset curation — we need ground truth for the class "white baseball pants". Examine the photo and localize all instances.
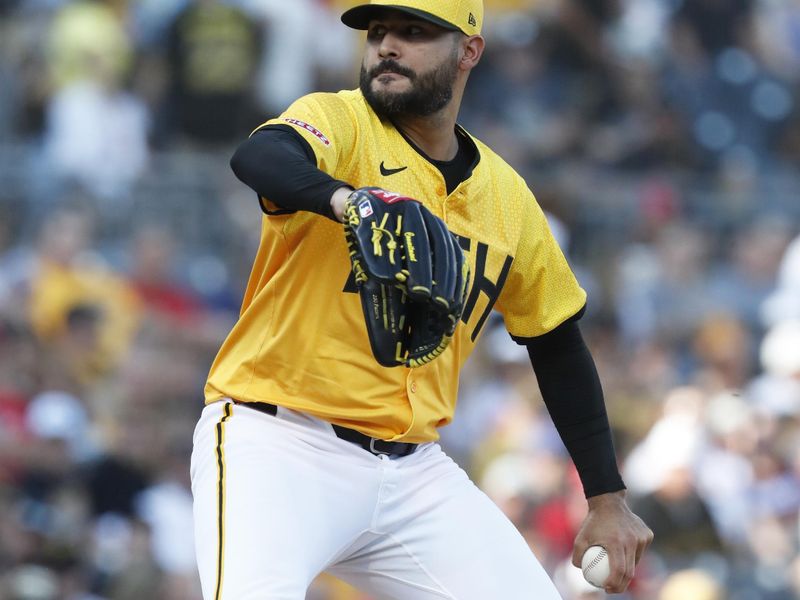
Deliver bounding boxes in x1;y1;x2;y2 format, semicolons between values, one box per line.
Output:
191;400;562;599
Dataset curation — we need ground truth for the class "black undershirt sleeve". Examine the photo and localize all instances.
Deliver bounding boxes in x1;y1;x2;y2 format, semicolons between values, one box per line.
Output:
229;125;351;221
520;315;626;498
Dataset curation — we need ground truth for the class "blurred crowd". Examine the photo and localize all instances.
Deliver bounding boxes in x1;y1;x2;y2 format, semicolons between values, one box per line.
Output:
0;0;799;599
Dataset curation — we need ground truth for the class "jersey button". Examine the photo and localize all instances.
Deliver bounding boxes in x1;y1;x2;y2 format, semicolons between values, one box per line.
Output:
409;381;418;394
436;186;446;196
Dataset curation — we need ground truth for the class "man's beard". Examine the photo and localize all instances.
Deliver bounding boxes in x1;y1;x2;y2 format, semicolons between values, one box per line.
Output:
360;53;459;119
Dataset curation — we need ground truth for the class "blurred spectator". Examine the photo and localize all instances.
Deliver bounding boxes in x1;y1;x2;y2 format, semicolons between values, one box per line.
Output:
744;515;797;598
87;513;163;598
658;568;722;600
134;443;198;594
614;222;715;350
0;11;15;139
42;76;150;202
530;0;624;122
749;319;800;417
665;0;795;169
125;221;236;344
41;1;149;200
629;465;724;569
163;0;263;146
237;0;353;114
625;386;706;496
23;207;141;390
463;0;628;168
127;224;202;326
25;390;94;464
754;0;800;82
1;564;61;600
0;5;50;137
83;454;149;519
16;393;91;545
129;0;188;49
672;0;754;57
762;233;800;326
689;313;753;390
695;391;757;546
624;388;723;563
442;317;536;469
707;216;793;332
45;1;132;92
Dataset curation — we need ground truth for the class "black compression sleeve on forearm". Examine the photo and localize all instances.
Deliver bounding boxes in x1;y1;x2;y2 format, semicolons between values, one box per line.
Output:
523;319;626;498
229;125;350;221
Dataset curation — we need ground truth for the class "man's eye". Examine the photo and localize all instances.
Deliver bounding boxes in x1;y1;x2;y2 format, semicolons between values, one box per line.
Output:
367;26;386;39
407;26;423;36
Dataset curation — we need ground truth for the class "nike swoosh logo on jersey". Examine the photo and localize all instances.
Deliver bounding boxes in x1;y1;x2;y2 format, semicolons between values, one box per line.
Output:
380;162;408;176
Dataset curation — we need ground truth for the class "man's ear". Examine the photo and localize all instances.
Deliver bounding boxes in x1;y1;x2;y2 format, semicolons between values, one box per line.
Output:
460;35;485;71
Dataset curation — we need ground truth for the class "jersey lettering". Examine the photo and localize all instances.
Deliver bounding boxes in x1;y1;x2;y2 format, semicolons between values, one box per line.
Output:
344;270;358;293
461;242;513;341
455;235;471;252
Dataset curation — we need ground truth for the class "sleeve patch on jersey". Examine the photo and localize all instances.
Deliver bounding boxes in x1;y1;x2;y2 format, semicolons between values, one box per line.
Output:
283;118;331;146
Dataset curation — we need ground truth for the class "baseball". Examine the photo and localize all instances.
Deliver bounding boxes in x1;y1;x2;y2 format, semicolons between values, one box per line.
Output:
581;545;610;588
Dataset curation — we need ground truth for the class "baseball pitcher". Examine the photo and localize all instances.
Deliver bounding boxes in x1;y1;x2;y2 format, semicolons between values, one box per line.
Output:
191;1;653;598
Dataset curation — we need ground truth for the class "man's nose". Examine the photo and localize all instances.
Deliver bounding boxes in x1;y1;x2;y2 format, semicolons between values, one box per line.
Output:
378;32;402;60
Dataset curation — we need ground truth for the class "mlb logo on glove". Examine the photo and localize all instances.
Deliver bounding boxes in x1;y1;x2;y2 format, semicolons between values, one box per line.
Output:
358;200;374;218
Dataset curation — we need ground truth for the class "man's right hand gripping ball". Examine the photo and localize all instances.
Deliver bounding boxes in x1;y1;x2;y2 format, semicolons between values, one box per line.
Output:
343;187;470;368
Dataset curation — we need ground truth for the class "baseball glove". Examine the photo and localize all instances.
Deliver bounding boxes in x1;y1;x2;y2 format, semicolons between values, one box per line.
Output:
343;187;470;368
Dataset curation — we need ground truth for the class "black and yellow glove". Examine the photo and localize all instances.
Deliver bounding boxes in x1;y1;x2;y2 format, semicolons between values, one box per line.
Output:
344;187;470;368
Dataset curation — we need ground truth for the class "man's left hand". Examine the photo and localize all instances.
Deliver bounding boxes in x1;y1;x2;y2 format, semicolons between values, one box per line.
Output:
572;490;653;594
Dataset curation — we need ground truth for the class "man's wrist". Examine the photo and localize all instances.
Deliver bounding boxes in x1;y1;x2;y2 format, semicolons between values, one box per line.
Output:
587;489;626;509
330;186;353;222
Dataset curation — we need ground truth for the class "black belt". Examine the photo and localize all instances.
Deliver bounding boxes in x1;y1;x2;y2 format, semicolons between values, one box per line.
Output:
234;401;418;458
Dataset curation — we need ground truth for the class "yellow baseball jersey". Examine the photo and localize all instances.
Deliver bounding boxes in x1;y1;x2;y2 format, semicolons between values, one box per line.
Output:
205;89;586;442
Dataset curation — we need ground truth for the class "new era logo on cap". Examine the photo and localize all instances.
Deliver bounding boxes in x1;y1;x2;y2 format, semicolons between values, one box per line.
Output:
468;13;477;27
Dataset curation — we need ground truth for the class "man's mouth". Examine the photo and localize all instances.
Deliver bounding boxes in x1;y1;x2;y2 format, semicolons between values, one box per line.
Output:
372;63;413;80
